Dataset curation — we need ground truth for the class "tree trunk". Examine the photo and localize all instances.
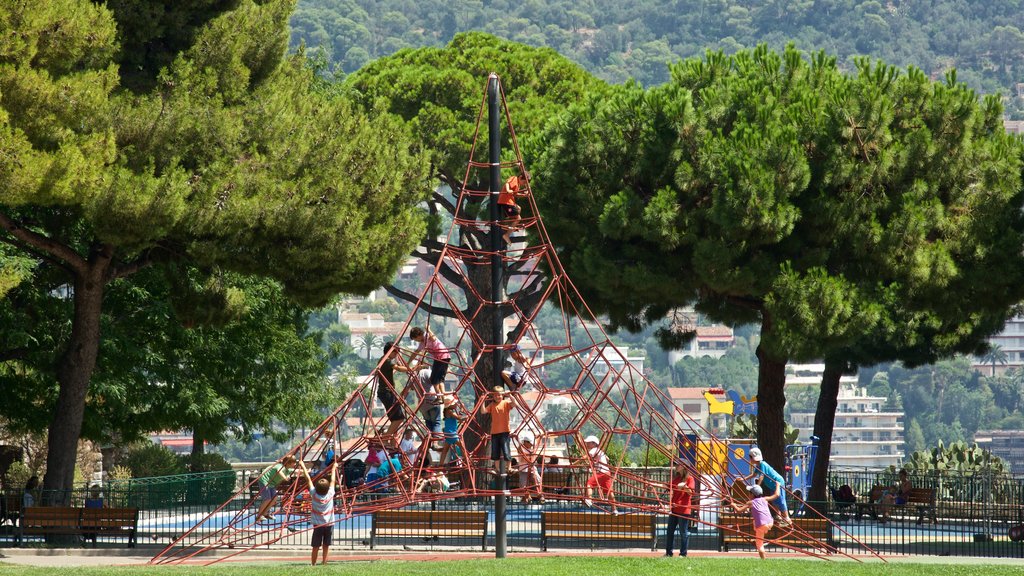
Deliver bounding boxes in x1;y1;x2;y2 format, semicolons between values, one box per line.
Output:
808;360;842;505
190;432;206;472
465;253;496;460
43;257;110;504
754;342;787;475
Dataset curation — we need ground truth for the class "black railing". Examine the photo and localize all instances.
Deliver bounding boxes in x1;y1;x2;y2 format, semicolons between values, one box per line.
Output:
1;467;1022;558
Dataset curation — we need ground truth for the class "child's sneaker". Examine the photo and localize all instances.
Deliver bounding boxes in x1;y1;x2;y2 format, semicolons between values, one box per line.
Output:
583;498;594;507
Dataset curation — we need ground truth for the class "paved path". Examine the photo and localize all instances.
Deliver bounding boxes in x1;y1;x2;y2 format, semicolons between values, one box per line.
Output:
3;547;1024;568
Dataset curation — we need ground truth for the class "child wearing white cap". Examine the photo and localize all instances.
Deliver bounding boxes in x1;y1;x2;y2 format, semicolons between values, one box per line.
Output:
516;433;544;504
581;435;617;514
740;447;792;527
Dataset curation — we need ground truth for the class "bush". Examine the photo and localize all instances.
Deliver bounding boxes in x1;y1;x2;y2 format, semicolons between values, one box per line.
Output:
4;461;31;491
123;443;187;478
185;452;232;473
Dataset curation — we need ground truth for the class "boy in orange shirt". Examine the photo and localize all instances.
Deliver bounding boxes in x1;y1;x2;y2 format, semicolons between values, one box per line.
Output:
497;173;529;245
482;385;513;476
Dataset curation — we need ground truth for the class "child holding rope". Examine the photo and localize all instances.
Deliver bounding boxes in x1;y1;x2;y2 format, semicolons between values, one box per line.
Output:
497;172;530;245
398;327;450;396
730;484;773;560
297;460;336;565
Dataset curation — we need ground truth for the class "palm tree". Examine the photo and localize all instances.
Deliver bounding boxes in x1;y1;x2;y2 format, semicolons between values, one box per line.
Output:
980;344;1009;377
541;403;573;433
355;331;382;361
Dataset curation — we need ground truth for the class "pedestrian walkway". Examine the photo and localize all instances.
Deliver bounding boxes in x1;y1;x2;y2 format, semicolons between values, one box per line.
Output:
2;546;1023;568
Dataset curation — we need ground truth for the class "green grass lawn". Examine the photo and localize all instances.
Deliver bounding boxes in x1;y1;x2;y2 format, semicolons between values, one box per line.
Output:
1;557;1022;576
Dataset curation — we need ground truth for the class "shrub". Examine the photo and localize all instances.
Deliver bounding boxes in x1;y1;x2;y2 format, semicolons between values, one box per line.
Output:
4;461;31;491
123;443;187;478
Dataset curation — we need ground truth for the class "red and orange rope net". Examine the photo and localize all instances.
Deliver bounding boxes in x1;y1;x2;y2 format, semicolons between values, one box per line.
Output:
151;76;880;565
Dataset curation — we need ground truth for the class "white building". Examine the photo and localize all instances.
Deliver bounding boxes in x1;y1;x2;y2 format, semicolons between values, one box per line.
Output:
788;364;904;469
974;314;1024;375
340;312;407;358
667;325;736;365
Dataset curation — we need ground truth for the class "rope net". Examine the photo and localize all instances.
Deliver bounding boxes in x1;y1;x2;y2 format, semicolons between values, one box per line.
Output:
152;76;880;565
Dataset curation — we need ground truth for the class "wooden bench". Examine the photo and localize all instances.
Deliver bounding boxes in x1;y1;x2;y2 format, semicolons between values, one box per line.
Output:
18;507;139;547
855;487;937;525
719;513;832;552
18;507;84;544
370;509;487;550
540;511;656;551
81;507;139;547
543;471;573;495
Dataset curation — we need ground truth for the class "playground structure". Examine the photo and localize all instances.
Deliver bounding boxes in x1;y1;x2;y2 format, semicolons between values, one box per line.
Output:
699;388;819;514
150;75;879;565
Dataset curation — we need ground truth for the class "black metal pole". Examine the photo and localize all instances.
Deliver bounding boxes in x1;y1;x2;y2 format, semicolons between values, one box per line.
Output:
487;73;507;559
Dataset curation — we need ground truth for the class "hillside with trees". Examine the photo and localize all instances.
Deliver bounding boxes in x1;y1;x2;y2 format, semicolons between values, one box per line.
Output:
291;0;1024;118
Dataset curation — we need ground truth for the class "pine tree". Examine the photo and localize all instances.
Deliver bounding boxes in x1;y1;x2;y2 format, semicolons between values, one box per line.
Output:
0;0;428;499
532;45;1024;477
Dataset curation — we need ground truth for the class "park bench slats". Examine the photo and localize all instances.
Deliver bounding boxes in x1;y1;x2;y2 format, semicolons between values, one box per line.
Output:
719;513;832;552
371;509;487;550
540;511;656;551
856;487;937;524
18;507;139;547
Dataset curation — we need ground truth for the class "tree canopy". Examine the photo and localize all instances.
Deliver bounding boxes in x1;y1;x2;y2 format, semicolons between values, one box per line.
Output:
531;45;1024;470
291;0;1024;119
0;0;428;497
345;31;607;182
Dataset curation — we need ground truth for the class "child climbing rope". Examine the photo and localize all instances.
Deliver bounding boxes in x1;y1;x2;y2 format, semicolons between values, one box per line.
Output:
497;172;529;246
438;396;468;467
376;342;407;440
398;326;450;396
581;435;617;514
482;385;513;478
255;455;297;521
730;484;773;560
740;447;792;528
501;344;531;391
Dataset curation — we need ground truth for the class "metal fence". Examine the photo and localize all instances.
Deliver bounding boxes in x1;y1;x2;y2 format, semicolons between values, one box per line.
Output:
1;467;1022;558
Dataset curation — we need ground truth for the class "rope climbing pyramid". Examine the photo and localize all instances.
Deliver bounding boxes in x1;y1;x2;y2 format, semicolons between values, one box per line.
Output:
151;75;879;565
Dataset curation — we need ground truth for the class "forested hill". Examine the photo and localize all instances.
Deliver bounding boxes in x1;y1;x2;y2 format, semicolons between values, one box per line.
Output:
291;0;1024;118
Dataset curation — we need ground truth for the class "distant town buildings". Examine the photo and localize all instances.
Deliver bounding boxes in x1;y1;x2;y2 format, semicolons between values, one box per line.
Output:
340;311;407;358
973;430;1024;475
667;325;736;365
789;364;904;469
666;387;730;435
975;314;1024;375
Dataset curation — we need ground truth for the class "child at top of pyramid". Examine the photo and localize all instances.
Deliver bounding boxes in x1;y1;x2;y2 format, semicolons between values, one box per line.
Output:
497;171;529;245
482;385;513;476
397;326;449;396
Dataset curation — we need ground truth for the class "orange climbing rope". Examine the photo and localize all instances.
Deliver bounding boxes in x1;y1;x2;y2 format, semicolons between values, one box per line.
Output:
150;75;882;566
